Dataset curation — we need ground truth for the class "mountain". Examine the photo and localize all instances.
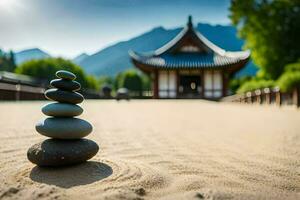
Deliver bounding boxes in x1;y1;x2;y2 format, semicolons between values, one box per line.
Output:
73;53;89;64
78;23;258;77
15;48;50;65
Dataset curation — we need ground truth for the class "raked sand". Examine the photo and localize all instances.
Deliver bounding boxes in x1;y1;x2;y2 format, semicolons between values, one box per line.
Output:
0;100;299;200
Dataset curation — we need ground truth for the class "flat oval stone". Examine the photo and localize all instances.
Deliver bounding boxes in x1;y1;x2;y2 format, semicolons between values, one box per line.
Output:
50;79;81;91
36;118;92;139
27;139;99;167
56;70;76;80
42;103;83;117
45;88;84;104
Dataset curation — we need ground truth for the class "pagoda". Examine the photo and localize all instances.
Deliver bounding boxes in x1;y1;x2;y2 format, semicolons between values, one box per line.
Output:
129;16;250;99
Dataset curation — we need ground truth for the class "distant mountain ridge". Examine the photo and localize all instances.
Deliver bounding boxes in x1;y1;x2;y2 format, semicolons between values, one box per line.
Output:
73;53;89;64
15;23;258;77
15;48;50;65
78;23;257;76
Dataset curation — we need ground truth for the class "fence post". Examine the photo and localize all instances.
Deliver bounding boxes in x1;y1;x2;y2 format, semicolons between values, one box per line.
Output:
15;84;21;101
292;87;300;108
255;89;262;104
273;87;281;106
246;92;252;104
263;88;271;105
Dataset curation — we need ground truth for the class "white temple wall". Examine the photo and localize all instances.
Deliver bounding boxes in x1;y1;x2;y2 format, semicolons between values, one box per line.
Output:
204;70;223;98
213;71;222;98
158;71;177;98
168;71;176;98
204;71;213;98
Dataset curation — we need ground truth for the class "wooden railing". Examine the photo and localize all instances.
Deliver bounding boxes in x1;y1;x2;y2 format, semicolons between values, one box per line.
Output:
0;72;102;100
0;82;102;101
0;82;46;100
222;87;300;108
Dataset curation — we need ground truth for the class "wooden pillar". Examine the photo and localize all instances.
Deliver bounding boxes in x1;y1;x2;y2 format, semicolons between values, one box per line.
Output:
153;70;159;99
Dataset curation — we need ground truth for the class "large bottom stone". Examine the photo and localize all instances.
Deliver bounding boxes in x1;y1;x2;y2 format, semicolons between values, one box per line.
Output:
36;117;92;139
27;139;99;167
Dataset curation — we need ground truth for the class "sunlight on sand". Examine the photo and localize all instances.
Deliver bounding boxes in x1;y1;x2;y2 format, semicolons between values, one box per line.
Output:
0;100;299;199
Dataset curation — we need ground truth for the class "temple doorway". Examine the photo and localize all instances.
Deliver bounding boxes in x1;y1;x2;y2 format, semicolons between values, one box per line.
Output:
179;75;201;97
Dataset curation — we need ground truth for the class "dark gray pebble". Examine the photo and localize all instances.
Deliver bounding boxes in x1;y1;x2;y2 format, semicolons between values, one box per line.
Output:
56;70;76;80
50;79;81;91
42;103;83;117
45;88;84;104
36;117;92;139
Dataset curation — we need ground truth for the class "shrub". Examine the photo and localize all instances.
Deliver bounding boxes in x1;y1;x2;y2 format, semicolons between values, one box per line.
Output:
115;70;150;91
237;79;276;94
98;76;114;90
15;58;98;89
120;70;143;93
229;76;252;93
277;71;300;92
283;61;300;72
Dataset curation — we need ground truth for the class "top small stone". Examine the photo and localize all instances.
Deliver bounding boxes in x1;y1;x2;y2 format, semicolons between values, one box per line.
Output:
56;70;76;80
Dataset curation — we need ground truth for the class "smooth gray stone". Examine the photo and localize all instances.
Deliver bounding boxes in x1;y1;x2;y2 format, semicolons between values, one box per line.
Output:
50;79;81;91
42;103;83;117
45;88;84;104
27;139;99;167
36;118;92;139
56;70;76;80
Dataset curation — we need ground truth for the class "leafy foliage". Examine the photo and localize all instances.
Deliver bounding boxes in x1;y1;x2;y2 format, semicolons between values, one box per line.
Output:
229;76;252;93
284;61;300;72
277;71;300;92
237;79;275;94
277;61;300;92
115;70;143;94
230;0;300;79
0;50;16;72
114;70;151;94
15;58;99;89
98;76;114;89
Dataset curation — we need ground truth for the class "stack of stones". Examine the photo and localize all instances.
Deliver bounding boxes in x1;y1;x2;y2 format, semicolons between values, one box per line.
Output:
27;70;99;167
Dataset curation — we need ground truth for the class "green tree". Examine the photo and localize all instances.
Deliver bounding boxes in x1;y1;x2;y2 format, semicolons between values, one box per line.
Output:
230;0;300;79
114;69;150;96
98;76;114;89
237;78;275;94
15;57;99;89
277;61;300;92
277;71;300;92
229;76;252;93
121;70;143;94
0;49;17;72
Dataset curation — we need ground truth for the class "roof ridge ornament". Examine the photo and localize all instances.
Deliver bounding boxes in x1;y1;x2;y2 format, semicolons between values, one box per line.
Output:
187;15;193;29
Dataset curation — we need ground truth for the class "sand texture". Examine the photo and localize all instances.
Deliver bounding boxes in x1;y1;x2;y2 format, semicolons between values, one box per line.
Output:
0;100;299;200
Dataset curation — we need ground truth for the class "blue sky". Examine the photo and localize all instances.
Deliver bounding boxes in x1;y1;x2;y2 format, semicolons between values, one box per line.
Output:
0;0;231;58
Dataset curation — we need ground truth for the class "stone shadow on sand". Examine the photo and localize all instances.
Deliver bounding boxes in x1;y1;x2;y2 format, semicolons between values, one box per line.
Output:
30;161;113;188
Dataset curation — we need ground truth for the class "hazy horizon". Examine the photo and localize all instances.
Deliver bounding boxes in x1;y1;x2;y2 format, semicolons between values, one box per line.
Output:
0;0;231;58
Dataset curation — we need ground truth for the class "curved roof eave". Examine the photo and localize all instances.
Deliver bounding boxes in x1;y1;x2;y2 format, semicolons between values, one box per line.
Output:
129;50;250;73
138;23;250;59
153;27;189;56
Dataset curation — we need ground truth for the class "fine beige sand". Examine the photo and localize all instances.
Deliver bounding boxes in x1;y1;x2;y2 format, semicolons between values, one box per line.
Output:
0;100;299;200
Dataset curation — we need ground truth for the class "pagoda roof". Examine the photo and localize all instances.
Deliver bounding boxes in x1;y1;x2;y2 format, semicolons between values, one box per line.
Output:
129;16;250;73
